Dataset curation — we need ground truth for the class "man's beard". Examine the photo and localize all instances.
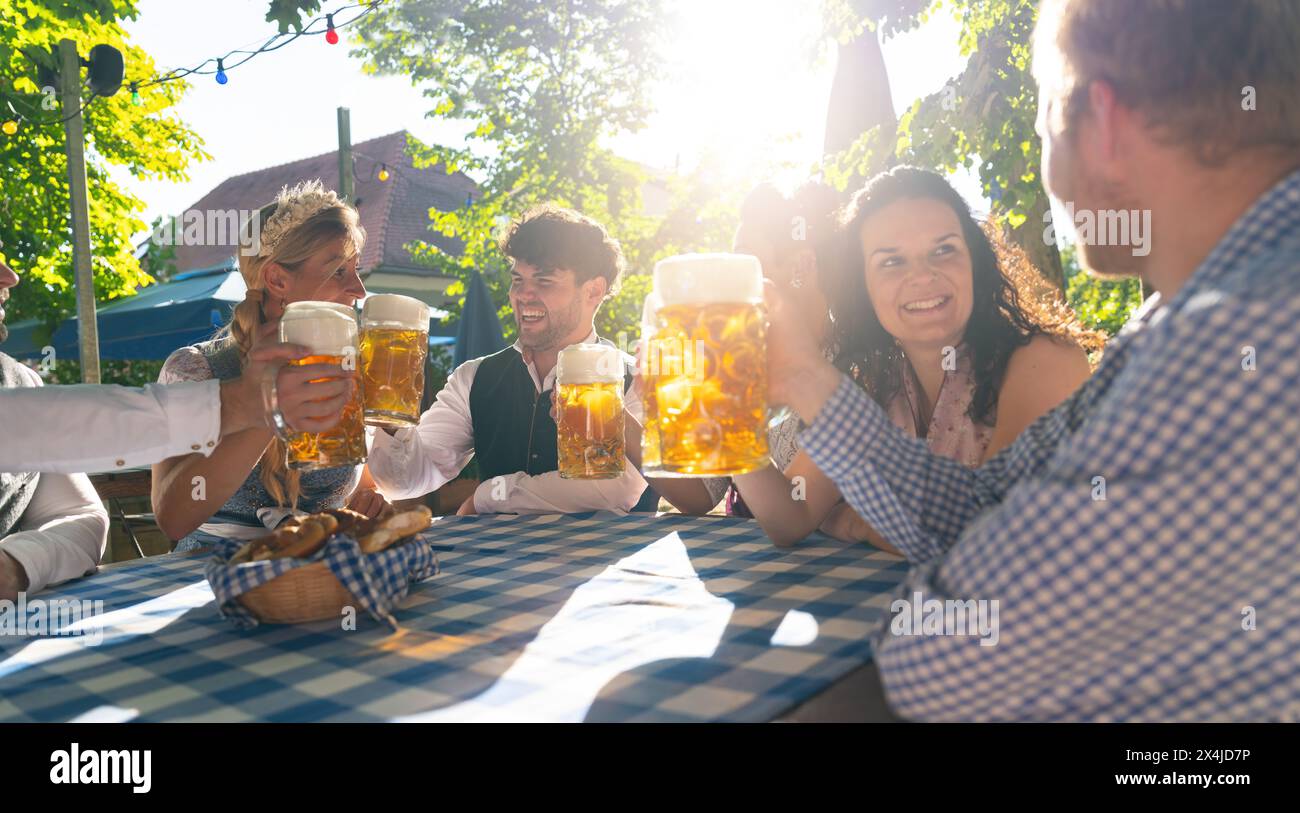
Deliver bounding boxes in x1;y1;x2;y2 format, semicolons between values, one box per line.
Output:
0;321;8;344
516;298;582;350
1077;241;1145;280
1063;164;1149;279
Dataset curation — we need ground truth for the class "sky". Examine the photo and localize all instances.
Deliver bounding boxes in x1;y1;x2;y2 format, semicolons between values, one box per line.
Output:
112;0;975;238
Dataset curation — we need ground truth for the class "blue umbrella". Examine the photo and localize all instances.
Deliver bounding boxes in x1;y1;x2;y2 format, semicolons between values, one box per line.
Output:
2;265;244;361
5;266;463;364
453;269;506;368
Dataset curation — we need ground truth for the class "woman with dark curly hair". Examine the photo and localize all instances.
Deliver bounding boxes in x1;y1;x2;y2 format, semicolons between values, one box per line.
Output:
733;166;1099;551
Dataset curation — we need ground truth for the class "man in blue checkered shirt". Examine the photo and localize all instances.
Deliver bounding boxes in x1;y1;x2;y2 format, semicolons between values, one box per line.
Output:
766;0;1300;721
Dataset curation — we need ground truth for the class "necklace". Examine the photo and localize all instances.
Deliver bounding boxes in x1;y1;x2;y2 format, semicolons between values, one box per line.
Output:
900;350;949;440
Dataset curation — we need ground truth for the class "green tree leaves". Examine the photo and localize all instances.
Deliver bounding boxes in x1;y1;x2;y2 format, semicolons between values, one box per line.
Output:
352;0;670;342
264;0;325;34
824;0;1063;286
821;0;1141;333
0;0;206;343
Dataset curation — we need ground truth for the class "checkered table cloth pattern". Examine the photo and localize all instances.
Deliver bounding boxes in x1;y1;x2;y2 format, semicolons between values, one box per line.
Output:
0;512;908;722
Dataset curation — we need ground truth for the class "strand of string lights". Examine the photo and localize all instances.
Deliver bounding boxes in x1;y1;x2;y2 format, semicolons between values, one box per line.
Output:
2;1;387;135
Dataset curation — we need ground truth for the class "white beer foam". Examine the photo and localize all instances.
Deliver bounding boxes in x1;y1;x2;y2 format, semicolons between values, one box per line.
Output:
653;253;764;306
557;343;624;384
280;301;358;356
362;293;430;330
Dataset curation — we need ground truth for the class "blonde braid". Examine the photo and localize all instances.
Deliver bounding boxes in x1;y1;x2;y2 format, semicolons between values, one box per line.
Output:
225;204;302;509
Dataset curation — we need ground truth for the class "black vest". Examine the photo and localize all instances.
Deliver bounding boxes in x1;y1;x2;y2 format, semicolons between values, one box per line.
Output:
467;346;658;512
468;347;559;480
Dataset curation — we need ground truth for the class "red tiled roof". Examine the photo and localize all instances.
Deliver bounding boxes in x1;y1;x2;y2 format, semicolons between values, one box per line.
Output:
167;131;477;275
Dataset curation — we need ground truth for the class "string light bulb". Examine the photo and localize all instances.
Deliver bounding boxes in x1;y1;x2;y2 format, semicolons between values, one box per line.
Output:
1;120;17;136
130;83;142;106
325;14;339;45
377;164;390;182
215;58;228;85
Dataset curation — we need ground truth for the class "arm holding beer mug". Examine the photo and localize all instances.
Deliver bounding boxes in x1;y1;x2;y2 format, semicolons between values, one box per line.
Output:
763;280;844;424
0;338;354;474
367;360;478;502
726;281;882;547
151;322;357;541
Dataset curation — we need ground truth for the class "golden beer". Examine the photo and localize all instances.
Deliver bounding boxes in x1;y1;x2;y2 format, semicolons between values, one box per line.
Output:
279;301;367;471
640;381;662;472
637;293;664;474
556;343;626;479
360;294;430;428
644;254;769;477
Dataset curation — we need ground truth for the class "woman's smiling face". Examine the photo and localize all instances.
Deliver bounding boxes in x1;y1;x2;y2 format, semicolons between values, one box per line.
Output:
859;197;975;350
269;235;367;310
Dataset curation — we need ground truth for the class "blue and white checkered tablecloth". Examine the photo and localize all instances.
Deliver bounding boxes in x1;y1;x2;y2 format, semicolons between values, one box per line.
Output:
0;512;908;722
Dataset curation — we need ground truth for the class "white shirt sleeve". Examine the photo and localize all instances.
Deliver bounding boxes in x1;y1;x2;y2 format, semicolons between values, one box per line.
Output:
0;378;223;474
472;459;649;515
367;358;480;501
1;471;108;593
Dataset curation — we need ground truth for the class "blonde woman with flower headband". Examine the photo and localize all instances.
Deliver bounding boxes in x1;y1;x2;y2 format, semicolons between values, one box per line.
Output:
152;180;390;552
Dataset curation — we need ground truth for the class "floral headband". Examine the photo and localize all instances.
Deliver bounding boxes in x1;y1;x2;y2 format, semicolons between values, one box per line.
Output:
256;179;344;258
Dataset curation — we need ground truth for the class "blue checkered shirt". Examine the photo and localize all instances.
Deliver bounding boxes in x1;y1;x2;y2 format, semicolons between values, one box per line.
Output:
800;169;1300;721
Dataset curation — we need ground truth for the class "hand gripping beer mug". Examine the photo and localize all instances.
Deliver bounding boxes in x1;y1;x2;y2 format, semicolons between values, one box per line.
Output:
359;293;430;428
277;301;367;470
645;253;769;477
556;343;626;479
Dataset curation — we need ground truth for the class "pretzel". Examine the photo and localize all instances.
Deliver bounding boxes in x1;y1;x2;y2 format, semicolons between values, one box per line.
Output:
226;504;427;563
230;514;338;563
358;505;432;554
323;507;369;537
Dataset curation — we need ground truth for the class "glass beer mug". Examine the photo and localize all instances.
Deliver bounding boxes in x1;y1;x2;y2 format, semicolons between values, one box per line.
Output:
643;253;770;477
277;301;368;470
638;291;664;475
556;343;626;479
359;293;430;428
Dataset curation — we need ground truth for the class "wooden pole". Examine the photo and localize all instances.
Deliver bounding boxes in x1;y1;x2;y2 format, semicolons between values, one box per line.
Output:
337;107;354;206
59;39;100;383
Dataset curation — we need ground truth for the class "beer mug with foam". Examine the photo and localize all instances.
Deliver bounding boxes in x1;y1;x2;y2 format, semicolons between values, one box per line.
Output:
556;343;626;479
360;293;430;428
643;254;769;477
277;301;367;470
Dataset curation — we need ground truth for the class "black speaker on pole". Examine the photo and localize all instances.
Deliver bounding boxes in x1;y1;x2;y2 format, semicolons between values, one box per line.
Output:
86;44;124;98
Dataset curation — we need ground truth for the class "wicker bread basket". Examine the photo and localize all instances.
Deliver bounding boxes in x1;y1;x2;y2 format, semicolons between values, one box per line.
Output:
236;561;360;624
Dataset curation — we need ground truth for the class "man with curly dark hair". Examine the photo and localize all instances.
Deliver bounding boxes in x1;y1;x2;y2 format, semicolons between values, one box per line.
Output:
368;204;654;515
